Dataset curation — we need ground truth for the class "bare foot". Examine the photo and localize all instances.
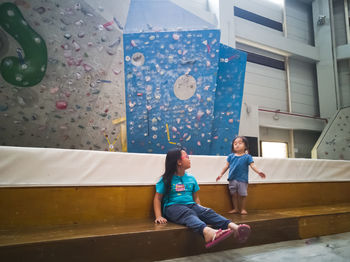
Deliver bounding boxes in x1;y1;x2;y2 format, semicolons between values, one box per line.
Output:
204;228;233;248
240;210;248;215
235;224;251;243
203;227;221;243
228;209;239;214
228;223;251;243
227;222;241;239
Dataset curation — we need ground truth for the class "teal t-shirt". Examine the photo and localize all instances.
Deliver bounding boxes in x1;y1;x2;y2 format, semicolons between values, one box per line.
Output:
156;172;200;207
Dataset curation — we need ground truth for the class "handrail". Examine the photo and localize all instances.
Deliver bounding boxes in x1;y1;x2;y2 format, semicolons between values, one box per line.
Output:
258;108;328;123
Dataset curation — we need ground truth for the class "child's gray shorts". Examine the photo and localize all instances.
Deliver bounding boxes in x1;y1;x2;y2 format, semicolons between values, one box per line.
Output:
228;180;248;196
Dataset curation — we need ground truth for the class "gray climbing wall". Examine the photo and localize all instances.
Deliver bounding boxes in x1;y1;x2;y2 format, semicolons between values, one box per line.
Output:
0;0;126;151
312;107;350;160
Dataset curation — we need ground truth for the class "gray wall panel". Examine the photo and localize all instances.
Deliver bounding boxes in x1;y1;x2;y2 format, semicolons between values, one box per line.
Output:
289;58;319;115
333;0;347;46
338;59;350;107
244;62;288;111
286;0;314;45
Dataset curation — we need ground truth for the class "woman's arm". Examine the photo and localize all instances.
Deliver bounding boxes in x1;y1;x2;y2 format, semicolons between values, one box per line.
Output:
193;191;201;205
216;161;229;181
250;163;266;178
153;192;167;224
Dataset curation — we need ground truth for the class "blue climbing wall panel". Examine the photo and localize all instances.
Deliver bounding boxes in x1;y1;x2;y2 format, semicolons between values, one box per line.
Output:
124;30;221;154
210;45;247;155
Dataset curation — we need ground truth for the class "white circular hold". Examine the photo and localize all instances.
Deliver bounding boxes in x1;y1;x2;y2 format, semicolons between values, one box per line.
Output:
109;144;114;150
21;20;28;26
4;58;12;67
15;74;23;81
7;10;14;16
21;64;28;70
34;37;41;44
131;52;145;66
173;74;197;100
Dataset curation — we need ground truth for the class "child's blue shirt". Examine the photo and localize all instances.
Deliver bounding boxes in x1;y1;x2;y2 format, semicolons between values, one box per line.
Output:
227;153;254;183
156;172;200;207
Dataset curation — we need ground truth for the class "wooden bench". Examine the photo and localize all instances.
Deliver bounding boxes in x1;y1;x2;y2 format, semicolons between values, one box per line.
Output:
1;182;350;261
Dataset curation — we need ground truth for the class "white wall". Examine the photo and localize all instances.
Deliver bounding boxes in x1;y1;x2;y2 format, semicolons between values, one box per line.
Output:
289;58;319;115
237;43;288;112
337;59;350;107
333;0;348;46
285;0;314;45
231;0;326;156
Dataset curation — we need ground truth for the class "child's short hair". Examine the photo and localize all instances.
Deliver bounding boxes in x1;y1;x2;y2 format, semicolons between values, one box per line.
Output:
231;136;249;153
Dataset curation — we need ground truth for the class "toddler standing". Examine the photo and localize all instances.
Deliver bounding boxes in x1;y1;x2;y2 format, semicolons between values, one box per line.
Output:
216;136;266;215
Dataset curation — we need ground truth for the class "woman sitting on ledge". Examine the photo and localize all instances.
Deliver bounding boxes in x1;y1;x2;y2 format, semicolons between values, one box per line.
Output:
153;148;251;248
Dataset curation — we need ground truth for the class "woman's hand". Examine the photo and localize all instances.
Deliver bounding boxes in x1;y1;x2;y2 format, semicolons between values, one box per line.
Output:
155;216;167;224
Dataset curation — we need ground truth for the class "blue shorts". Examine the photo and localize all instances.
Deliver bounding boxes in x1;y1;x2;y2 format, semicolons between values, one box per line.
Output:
228;180;248;196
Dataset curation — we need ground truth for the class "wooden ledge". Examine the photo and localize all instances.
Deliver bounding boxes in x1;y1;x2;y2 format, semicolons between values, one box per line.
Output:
1;203;349;247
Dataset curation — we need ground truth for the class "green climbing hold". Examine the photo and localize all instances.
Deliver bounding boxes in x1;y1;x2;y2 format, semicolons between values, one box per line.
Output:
0;2;48;87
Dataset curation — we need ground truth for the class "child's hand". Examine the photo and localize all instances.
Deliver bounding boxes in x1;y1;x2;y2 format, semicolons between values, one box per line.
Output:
258;172;266;179
216;175;222;182
155;216;167;224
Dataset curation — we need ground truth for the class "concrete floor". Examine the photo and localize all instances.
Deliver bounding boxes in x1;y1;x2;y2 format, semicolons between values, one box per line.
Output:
157;232;350;262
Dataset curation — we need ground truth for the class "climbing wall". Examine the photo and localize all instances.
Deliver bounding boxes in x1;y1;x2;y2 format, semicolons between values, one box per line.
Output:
312;107;350;160
0;0;247;155
123;30;220;154
211;45;247;155
0;0;126;151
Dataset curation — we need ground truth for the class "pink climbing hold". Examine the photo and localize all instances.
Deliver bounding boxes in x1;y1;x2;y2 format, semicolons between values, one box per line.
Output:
72;40;81;51
103;20;114;28
56;101;68;110
172;33;180;40
83;64;93;72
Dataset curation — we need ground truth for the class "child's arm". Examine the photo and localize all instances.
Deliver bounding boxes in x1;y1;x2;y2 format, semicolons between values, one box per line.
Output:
249;163;266;178
193;191;200;205
153;192;167;224
216;162;229;181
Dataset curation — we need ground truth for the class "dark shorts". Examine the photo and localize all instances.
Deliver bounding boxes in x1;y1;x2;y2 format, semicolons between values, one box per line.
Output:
228;180;248;196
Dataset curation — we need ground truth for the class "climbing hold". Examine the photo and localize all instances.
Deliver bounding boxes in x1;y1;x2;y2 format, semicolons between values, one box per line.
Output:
0;2;48;87
56;101;67;110
113;17;123;30
0;104;8;112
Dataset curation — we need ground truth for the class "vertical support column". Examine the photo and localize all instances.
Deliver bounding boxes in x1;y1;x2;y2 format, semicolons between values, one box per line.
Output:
219;0;236;48
345;0;350;95
283;1;295;158
312;0;338;119
345;0;350;43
